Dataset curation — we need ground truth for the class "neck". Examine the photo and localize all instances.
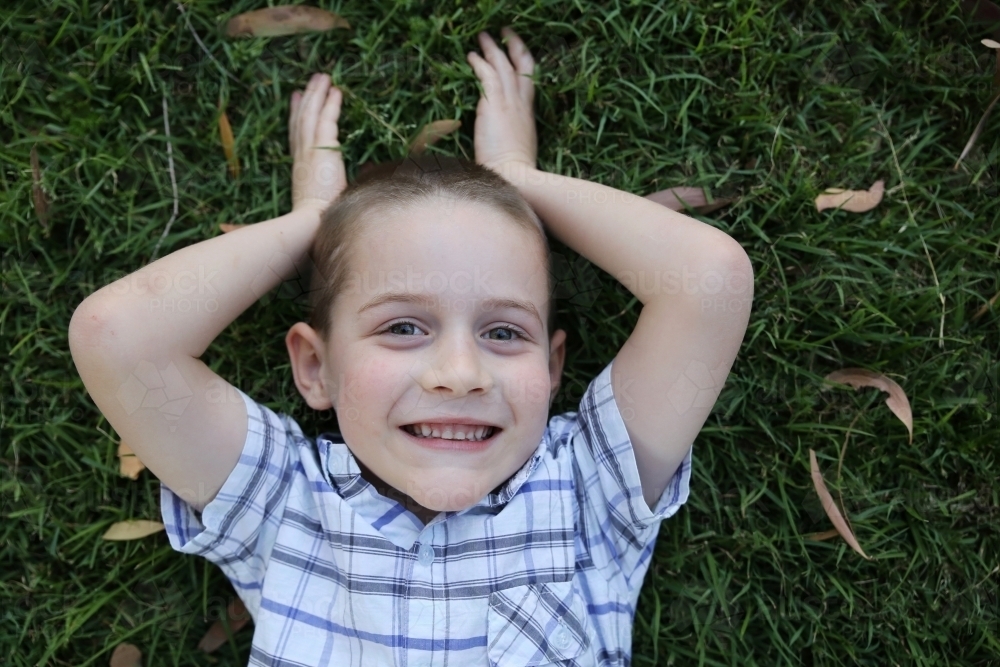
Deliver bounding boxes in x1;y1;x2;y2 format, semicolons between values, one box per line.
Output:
353;457;441;525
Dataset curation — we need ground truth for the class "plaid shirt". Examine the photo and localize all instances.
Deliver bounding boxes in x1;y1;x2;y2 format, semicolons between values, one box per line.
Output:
162;359;692;666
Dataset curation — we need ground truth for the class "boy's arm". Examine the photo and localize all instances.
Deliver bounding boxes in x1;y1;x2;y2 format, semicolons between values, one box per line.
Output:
469;31;753;509
69;74;346;512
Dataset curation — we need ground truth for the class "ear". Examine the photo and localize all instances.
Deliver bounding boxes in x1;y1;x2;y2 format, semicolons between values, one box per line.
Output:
285;322;334;410
548;328;567;408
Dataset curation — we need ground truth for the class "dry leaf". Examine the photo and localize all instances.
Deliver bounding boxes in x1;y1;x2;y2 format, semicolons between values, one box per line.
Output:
823;368;914;444
226;6;350;38
109;642;142;667
117;440;146;480
102;520;165;541
408;120;462;156
645;187;735;214
809;449;872;560
804;529;841;541
30;145;50;229
954;90;1000;170
198;597;252;653
955;42;1000;168
962;0;1000;40
218;109;240;178
973;288;999;320
219;223;245;233
814;179;884;212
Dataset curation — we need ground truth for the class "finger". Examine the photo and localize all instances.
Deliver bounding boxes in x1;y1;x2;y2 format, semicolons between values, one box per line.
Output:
500;27;535;106
477;31;517;99
466;51;503;101
299;73;331;151
315;87;342;147
289;90;302;154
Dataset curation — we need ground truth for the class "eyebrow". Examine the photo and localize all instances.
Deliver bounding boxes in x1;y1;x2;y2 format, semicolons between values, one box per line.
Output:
358;292;542;328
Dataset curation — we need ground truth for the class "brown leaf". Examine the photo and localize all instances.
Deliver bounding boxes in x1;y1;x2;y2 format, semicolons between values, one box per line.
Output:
954;89;1000;170
408;120;462;157
102;520;165;541
644;187;734;215
804;529;841;541
226;6;350;38
198;597;252;653
822;368;914;444
109;642;143;667
809;449;872;560
218;109;240;178
814;179;884;212
30;145;50;229
973;288;999;320
117;440;146;480
219;223;245;233
961;0;1000;41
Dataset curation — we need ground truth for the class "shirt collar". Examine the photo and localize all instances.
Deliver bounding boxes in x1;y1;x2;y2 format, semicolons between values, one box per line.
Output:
316;432;548;511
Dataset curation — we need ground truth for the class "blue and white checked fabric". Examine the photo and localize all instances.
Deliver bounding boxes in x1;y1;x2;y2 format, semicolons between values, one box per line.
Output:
162;358;692;666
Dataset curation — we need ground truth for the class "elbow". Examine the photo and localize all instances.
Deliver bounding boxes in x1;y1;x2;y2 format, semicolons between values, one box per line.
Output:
68;297;120;359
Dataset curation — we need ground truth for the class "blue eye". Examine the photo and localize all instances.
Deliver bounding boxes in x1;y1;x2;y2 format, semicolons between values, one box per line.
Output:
383;321;426;336
486;325;526;341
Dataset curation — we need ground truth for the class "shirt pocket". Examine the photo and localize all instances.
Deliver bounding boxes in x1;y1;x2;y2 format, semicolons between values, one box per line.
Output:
487;579;593;666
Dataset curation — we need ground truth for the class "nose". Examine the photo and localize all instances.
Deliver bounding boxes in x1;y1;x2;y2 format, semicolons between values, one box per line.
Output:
416;327;493;397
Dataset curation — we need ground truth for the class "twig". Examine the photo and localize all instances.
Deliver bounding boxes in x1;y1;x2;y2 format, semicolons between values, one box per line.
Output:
878;112;945;349
151;93;179;261
175;1;240;84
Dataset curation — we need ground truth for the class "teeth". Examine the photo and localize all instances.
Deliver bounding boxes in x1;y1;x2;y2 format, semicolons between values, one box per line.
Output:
405;423;496;441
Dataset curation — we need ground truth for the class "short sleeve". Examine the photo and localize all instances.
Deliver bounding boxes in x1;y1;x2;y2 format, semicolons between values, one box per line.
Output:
160;388;296;618
571;357;692;589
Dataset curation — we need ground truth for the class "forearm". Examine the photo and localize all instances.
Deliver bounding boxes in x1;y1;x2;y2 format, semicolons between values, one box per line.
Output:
494;164;748;305
76;207;321;359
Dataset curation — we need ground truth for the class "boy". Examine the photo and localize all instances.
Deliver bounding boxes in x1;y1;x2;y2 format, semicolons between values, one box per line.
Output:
70;27;753;666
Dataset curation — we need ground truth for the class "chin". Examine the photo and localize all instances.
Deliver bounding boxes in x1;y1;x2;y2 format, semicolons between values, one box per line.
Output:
403;472;494;512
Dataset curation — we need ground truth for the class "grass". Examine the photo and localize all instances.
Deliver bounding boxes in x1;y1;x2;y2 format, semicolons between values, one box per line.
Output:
2;0;998;664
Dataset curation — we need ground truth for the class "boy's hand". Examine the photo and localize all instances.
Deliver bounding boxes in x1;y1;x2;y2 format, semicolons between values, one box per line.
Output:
466;27;538;174
290;73;347;214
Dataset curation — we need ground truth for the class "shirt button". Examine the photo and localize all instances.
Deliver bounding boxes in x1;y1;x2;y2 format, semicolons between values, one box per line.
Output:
417;543;434;566
551;625;572;650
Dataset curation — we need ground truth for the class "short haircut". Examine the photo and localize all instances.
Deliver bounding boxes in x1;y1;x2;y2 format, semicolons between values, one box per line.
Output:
307;154;556;341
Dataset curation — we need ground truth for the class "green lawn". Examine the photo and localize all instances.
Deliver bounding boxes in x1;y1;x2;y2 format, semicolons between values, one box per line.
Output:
2;0;998;664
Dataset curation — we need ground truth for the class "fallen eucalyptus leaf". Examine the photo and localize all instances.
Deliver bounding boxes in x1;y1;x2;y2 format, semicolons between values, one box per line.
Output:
218;109;239;178
809;449;872;560
109;643;143;667
102;520;165;541
117;440;146;480
954;90;1000;170
645;186;734;215
226;6;350;38
984;38;1000;49
408;120;461;156
30;145;50;230
822;368;914;444
814;179;884;212
198;597;252;653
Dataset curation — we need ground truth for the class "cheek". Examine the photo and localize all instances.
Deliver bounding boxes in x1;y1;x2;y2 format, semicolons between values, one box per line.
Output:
497;362;553;411
340;354;404;408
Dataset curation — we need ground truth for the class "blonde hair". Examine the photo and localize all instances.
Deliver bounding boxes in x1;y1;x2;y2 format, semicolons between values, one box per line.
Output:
307;154;555;340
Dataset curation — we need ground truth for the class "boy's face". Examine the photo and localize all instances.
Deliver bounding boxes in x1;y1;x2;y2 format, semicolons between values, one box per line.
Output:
318;196;566;513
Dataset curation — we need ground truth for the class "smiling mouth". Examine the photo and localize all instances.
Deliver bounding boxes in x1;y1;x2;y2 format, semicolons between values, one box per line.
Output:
401;424;500;442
